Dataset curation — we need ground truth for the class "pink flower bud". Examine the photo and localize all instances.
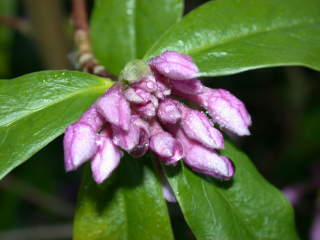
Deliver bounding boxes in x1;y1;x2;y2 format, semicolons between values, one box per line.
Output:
135;95;159;119
131;76;158;93
149;51;199;80
135;102;156;119
181;109;224;149
124;87;151;104
78;104;104;132
170;79;204;95
130;116;150;157
64;122;98;172
185;146;234;180
154;78;171;99
123;87;144;103
150;132;183;165
176;129;233;180
149;120;183;164
96;83;131;131
200;88;251;136
157;98;181;124
112;115;150;157
91;129;123;184
112;124;139;152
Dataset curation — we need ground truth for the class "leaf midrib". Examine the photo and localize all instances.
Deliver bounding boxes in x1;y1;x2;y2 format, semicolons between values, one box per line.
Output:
214;183;255;238
131;0;137;59
119;188;129;240
187;19;319;56
181;167;255;239
0;84;108;127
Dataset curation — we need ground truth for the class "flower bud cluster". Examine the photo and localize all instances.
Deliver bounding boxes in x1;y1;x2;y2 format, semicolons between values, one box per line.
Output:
64;51;251;183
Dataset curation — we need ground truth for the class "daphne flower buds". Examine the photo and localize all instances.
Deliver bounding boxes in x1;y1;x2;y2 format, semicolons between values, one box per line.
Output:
149;51;199;80
176;129;233;179
78;104;104;131
64;122;97;172
185;146;234;180
91;129;123;184
199;88;252;136
170;78;204;95
63;50;251;185
96;83;131;131
149;121;183;165
181;108;224;149
157;98;181;124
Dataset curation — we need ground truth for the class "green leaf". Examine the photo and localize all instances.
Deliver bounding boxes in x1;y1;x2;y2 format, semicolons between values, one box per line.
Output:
91;0;184;75
0;71;113;180
165;141;299;240
74;154;174;240
144;0;320;77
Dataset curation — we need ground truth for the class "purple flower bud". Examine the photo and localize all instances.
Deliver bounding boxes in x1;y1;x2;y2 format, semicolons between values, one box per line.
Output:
181;109;224;149
96;83;131;131
185;146;234;179
135;95;159;119
91;129;123;184
176;129;233;180
149;51;199;80
170;78;204;95
78;104;104;132
136;88;152;103
154;78;171;99
150;131;183;165
131;76;158;93
157;98;181;124
135;103;156;119
149;120;183;164
123;87;144;103
200;88;252;136
124;87;151;104
64;122;98;172
112;123;139;152
130;116;150;157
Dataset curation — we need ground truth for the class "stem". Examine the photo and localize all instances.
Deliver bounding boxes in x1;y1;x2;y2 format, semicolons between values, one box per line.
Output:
72;0;116;80
0;16;31;36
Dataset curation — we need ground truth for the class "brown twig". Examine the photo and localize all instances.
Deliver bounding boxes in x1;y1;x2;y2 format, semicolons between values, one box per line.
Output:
0;16;31;36
72;0;116;80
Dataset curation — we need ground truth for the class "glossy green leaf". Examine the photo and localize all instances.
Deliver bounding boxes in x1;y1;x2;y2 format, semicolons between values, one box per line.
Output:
165;141;299;240
0;71;113;180
74;154;174;240
144;0;320;77
91;0;183;75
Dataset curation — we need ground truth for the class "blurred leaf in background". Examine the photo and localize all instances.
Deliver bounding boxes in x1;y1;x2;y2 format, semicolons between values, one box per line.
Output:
0;0;16;78
91;0;184;74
